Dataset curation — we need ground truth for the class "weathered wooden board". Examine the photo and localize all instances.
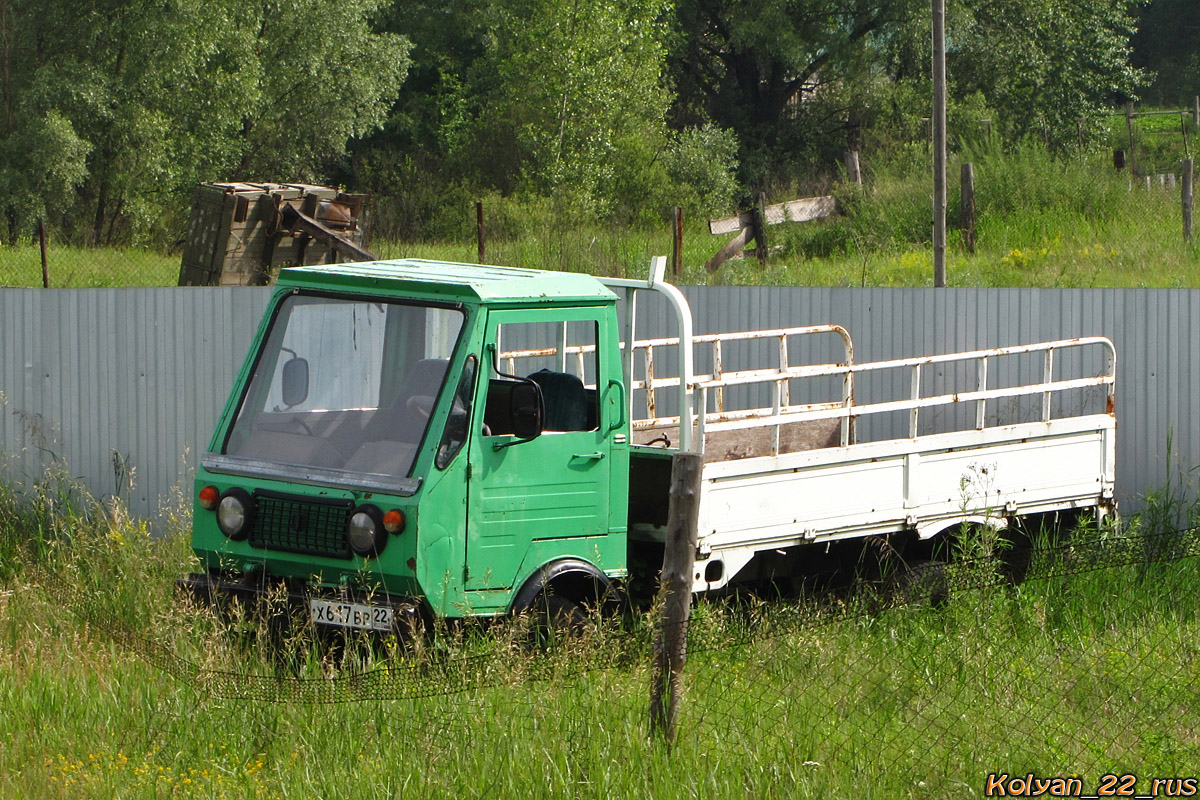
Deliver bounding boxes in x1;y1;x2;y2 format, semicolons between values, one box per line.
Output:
708;195;839;235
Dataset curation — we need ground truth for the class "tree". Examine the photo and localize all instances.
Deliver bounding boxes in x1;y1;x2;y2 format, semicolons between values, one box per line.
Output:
469;0;674;212
670;0;919;179
0;0;410;245
949;0;1144;148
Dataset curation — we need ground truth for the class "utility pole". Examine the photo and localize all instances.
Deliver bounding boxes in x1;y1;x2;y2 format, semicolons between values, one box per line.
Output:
932;0;947;287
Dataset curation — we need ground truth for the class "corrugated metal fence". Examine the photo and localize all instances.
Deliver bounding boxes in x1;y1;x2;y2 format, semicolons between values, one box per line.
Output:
1;286;1197;519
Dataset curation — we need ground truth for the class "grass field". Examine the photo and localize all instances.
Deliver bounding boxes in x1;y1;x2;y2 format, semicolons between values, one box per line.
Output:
2;147;1197;290
3;475;1199;799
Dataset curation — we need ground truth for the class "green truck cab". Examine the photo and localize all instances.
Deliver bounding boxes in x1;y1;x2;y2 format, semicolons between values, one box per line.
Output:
182;259;636;631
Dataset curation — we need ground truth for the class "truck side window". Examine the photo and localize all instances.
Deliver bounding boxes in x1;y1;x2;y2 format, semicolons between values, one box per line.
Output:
487;320;599;433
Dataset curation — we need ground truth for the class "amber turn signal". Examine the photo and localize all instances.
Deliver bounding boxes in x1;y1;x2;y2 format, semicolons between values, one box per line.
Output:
198;485;219;511
383;509;406;534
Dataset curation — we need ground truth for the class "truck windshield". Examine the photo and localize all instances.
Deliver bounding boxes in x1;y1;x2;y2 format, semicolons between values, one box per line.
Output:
222;295;465;480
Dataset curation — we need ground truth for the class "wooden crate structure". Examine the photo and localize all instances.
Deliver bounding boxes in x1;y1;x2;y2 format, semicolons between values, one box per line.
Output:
178;183;371;286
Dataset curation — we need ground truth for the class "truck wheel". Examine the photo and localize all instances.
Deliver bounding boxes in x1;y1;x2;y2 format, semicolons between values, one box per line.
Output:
530;594;589;646
890;559;949;608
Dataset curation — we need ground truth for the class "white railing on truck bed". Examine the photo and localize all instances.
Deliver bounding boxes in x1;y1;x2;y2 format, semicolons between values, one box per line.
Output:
694;335;1116;457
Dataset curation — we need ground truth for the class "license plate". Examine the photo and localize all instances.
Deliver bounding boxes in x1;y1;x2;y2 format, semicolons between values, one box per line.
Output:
309;598;394;632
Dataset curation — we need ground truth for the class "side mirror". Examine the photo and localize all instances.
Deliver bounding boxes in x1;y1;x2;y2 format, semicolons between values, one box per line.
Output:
281;356;309;408
509;382;544;440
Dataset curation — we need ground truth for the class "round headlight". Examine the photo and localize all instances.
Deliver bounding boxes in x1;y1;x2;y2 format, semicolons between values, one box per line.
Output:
348;504;386;557
216;487;253;540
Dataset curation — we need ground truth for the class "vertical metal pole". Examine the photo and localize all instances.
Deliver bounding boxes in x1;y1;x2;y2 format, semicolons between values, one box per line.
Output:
976;356;988;430
910;364;922;437
778;334;790;407
1183;158;1194;243
644;347;656;420
1042;349;1054;422
621;287;637;423
770;380;782;456
932;0;947;288
38;217;49;288
712;340;724;413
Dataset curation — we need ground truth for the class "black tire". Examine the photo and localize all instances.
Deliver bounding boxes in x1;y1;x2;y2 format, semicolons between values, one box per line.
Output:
890;559;949;608
529;594;589;647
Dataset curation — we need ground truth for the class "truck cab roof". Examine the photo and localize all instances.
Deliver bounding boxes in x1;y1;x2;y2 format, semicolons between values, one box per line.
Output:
277;259;617;306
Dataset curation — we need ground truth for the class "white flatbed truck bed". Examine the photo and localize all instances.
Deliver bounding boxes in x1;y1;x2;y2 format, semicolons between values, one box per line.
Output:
589;259;1116;593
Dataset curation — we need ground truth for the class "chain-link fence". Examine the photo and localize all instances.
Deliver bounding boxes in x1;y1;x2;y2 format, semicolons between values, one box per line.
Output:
0;237;179;288
45;518;1199;796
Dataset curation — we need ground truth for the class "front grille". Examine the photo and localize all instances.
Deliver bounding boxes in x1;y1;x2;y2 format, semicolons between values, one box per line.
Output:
249;491;353;559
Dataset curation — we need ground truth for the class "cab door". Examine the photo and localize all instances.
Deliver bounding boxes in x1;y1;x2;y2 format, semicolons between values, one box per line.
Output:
464;307;622;592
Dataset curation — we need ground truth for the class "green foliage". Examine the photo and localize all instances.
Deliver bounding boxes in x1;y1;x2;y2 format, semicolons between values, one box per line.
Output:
0;0;1169;249
948;0;1144;150
3;476;1200;797
0;0;410;246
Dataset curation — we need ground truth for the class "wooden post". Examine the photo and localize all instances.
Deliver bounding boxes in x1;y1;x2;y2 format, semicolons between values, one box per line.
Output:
649;450;702;743
1182;111;1191;159
960;163;976;254
1184;158;1194;243
932;0;947;287
475;201;486;264
1125;102;1137;176
38;217;49;288
671;206;684;278
1193;96;1199;132
753;192;769;265
845;150;862;184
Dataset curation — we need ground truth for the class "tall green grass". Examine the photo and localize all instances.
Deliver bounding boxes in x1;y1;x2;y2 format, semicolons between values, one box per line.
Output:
0;245;179;288
2;142;1197;290
2;474;1199;799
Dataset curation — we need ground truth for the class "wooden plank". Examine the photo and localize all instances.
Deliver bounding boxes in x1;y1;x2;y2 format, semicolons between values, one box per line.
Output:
709;196;838;235
765;195;838;225
709;210;752;236
704;225;754;273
